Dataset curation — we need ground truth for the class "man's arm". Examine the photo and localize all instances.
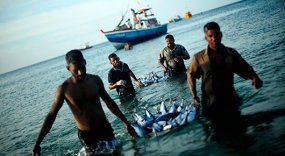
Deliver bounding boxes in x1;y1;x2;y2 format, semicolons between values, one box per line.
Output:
158;50;168;72
108;80;126;90
108;72;125;90
187;72;200;103
187;55;201;103
108;83;118;90
174;55;190;62
158;60;168;72
248;69;263;89
174;46;190;62
129;70;142;88
98;77;137;137
32;85;65;155
231;48;263;89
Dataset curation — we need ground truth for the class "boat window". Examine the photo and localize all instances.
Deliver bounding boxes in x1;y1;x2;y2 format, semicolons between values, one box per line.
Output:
148;19;157;25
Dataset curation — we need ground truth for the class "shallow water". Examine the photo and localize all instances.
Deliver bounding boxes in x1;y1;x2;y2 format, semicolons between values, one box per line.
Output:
0;0;285;155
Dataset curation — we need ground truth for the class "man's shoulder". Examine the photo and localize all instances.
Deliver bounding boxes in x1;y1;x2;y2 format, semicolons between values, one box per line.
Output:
221;45;239;56
57;78;71;93
122;62;128;66
176;44;185;48
88;74;102;81
194;49;206;57
108;67;116;74
160;46;168;52
62;77;72;86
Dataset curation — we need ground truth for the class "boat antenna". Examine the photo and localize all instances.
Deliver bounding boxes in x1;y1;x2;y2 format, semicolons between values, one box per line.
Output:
115;5;129;28
123;5;129;18
136;0;142;8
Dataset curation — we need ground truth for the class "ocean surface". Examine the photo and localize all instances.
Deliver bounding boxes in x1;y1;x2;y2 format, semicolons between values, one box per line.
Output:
0;0;284;155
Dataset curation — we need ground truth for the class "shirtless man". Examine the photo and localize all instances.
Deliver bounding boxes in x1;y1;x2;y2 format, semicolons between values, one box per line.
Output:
32;50;136;156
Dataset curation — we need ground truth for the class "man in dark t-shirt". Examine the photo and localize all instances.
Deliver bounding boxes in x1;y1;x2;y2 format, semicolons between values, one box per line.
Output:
108;53;142;96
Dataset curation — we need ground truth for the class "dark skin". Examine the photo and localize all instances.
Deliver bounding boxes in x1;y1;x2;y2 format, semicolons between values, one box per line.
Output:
187;29;263;103
158;37;190;73
124;42;133;51
108;56;142;89
32;60;136;156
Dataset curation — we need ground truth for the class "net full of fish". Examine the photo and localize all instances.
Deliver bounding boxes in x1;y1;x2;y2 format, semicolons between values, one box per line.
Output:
129;98;200;137
137;71;169;87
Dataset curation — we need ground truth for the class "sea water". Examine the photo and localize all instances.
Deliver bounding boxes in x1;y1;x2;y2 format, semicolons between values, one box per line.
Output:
0;0;284;155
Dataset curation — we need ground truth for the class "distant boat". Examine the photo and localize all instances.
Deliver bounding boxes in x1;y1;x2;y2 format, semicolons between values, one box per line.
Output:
78;42;93;51
100;5;167;50
185;11;192;19
172;15;182;22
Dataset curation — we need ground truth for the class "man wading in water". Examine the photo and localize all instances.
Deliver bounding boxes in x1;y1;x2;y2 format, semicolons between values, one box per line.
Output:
187;22;263;139
158;34;190;76
32;50;136;156
187;21;263;119
108;53;142;97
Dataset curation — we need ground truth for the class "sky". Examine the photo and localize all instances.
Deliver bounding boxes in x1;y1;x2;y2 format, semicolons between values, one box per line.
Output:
0;0;240;74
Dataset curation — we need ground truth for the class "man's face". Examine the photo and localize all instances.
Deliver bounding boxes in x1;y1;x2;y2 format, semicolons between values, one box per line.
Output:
109;56;120;67
165;37;175;48
67;61;86;82
205;29;222;49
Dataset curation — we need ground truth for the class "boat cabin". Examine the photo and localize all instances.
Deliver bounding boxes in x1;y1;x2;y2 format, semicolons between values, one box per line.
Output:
135;18;158;29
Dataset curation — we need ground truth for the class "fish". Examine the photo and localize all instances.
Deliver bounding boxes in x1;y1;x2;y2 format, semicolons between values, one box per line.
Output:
168;98;178;113
159;97;168;115
177;98;186;113
156;121;167;127
136;71;168;87
179;111;189;126
152;122;163;132
142;104;155;122
129;97;200;137
130;123;146;137
154;112;180;123
163;124;172;131
131;111;146;128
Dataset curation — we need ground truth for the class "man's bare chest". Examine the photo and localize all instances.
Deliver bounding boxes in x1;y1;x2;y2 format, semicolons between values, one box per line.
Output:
66;83;99;102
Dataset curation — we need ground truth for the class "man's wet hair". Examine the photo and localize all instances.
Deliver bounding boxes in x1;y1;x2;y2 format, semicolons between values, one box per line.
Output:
204;22;220;33
65;49;84;65
108;53;117;60
165;34;174;40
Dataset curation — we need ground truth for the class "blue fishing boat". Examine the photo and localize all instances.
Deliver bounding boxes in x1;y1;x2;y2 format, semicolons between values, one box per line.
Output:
172;15;182;22
100;5;167;50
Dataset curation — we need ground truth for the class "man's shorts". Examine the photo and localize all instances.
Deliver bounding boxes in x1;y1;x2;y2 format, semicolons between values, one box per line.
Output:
78;129;120;156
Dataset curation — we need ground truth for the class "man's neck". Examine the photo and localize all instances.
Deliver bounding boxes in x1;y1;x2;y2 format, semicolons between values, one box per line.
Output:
113;62;123;70
71;74;88;84
209;44;223;53
168;44;176;50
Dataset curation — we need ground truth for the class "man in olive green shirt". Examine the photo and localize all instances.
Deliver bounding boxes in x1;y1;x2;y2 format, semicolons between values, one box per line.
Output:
187;22;263;119
158;34;190;76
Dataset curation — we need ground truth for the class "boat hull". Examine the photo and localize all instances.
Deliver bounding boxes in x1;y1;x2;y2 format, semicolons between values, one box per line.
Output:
101;24;167;50
172;18;182;22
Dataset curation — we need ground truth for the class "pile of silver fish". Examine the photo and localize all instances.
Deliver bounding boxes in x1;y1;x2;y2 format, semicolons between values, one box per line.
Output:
129;98;200;137
137;71;168;87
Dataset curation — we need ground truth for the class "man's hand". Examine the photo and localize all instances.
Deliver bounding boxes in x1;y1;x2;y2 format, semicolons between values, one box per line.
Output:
116;80;127;86
163;67;168;73
174;56;181;62
125;123;138;138
32;145;41;156
135;81;143;88
193;96;200;103
252;77;263;89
